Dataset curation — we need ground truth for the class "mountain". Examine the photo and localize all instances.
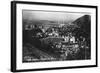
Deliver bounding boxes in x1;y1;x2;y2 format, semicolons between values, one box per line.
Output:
73;15;91;36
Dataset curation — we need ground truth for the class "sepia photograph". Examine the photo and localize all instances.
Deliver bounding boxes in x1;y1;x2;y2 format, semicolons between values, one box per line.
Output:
22;10;91;62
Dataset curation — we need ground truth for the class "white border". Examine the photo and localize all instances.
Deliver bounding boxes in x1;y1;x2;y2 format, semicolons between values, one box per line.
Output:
16;3;96;70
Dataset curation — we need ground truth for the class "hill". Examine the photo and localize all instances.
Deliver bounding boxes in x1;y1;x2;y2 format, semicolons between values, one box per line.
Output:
73;15;91;36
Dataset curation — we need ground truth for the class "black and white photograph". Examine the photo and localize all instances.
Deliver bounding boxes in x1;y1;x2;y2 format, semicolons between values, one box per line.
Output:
11;1;97;72
22;10;91;62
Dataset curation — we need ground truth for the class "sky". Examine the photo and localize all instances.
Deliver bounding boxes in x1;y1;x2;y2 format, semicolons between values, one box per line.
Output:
23;10;90;24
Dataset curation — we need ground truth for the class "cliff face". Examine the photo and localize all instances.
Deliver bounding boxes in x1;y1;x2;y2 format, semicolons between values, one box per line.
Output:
73;15;91;36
